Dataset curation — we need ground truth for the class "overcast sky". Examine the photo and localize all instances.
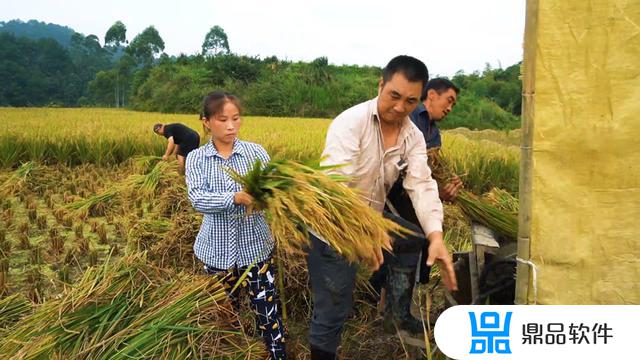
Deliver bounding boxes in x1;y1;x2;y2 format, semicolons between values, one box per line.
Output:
3;0;526;77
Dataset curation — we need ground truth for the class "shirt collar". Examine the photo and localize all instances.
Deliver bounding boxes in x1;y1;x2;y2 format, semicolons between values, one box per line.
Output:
204;138;245;158
416;102;429;116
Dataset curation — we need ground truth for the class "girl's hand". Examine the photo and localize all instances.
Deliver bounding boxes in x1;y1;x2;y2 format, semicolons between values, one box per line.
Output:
233;191;254;206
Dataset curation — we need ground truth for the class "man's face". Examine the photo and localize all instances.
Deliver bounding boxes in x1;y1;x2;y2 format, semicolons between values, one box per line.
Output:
426;88;457;121
377;73;423;124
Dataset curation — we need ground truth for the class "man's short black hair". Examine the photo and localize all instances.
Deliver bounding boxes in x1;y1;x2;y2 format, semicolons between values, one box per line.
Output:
382;55;429;91
421;78;460;101
153;123;163;133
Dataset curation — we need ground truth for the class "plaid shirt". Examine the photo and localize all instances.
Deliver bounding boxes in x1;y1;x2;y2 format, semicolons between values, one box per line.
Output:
185;139;274;269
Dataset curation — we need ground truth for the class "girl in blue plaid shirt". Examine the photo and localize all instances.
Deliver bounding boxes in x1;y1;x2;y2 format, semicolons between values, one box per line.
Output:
185;91;286;359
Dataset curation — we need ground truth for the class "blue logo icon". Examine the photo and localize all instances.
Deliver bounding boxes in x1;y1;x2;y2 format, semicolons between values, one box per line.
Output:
469;311;512;354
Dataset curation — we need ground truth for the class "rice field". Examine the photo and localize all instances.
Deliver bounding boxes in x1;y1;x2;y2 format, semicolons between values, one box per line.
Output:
0;107;520;359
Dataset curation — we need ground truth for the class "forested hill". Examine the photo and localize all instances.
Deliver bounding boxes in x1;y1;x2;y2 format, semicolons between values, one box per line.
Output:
0;19;76;47
0;19;522;130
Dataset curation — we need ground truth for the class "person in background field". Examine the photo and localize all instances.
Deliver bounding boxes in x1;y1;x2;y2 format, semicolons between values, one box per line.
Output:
153;122;200;174
185;91;286;360
306;55;458;360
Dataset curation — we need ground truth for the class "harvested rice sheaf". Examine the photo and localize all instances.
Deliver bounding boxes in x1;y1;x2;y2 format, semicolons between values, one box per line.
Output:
0;253;266;359
428;149;518;239
228;159;406;270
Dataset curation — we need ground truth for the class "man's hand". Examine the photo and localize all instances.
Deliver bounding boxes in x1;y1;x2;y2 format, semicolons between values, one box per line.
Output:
233;191;254;206
162;155;169;161
371;234;392;271
426;232;458;292
439;175;463;202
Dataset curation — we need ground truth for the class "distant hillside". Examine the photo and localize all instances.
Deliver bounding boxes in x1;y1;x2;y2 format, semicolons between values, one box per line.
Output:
0;19;76;47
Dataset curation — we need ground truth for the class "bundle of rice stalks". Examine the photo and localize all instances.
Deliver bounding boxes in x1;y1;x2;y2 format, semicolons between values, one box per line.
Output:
427;149;518;239
228;159;405;270
122;161;179;200
0;293;31;330
65;188;119;218
456;192;518;239
483;187;519;213
64;161;179;220
0;162;50;197
128;155;162;174
0;253;266;359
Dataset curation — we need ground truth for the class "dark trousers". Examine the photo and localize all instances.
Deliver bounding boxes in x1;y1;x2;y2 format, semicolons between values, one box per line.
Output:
205;258;286;360
306;211;427;354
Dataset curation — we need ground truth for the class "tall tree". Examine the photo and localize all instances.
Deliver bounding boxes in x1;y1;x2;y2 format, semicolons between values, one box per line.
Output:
103;21;129;107
127;26;165;66
202;25;230;56
105;20;127;47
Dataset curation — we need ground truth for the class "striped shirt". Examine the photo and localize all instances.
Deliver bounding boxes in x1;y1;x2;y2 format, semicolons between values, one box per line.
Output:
185;139;274;269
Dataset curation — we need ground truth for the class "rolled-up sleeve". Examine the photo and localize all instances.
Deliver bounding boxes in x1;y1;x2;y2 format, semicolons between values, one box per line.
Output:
403;133;443;236
185;150;235;213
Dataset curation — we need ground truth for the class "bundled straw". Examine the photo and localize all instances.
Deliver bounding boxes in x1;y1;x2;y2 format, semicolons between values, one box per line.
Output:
0;253;266;359
65;188;119;217
123;161;177;199
428;149;518;239
228;159;406;270
0;162;51;196
0;293;31;331
65;159;180;218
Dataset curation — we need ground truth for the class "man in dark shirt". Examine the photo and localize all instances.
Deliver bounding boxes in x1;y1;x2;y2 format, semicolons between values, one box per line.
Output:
153;123;201;174
409;77;462;200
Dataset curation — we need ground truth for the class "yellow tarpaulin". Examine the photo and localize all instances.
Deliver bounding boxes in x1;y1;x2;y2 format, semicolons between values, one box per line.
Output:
516;0;640;304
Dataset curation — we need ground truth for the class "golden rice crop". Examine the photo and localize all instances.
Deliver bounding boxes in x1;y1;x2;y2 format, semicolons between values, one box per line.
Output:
0;108;327;166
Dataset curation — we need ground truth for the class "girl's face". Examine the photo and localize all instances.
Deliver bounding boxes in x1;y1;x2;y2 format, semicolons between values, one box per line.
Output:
205;101;241;146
